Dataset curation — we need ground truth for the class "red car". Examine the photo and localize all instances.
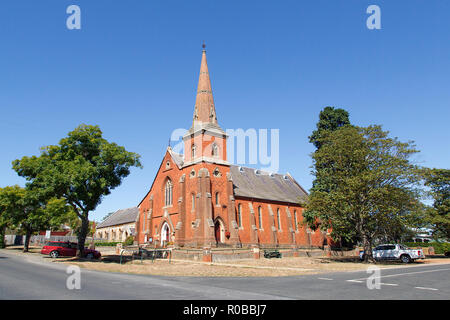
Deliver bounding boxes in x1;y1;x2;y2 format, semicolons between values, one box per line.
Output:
41;241;101;259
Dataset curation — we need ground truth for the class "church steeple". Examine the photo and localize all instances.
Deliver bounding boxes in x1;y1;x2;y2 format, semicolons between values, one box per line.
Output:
183;45;228;165
193;44;217;125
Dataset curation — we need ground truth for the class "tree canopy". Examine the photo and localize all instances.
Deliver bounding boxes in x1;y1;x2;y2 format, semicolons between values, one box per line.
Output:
422;168;450;240
306;125;422;261
12;124;142;256
0;185;70;251
308;106;351;150
304;106;352;231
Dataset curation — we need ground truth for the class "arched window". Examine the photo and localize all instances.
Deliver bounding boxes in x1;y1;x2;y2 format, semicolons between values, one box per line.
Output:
294;210;298;231
258;206;263;230
277;208;281;230
165;179;173;206
237;204;242;228
142;212;146;232
215;192;220;206
212;143;219;157
191;144;197;158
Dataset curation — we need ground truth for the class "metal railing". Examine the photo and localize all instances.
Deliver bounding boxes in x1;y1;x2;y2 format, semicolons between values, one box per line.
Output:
119;247;172;265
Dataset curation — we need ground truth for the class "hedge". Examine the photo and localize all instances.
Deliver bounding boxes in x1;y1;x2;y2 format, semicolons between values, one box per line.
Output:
404;242;450;255
94;242;121;247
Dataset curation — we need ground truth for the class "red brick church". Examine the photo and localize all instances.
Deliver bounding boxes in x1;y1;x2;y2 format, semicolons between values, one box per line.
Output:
136;47;327;249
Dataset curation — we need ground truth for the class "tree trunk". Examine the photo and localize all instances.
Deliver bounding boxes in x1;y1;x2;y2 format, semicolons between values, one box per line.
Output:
0;226;6;249
23;228;32;253
77;213;90;258
362;233;374;263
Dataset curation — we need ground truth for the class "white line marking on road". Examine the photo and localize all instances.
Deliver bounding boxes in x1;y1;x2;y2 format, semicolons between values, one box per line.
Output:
415;287;438;291
347;267;450;282
346;280;364;283
318;278;333;281
380;283;398;286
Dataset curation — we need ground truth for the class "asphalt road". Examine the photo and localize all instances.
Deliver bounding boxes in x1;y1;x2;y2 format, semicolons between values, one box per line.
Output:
1;249;449;300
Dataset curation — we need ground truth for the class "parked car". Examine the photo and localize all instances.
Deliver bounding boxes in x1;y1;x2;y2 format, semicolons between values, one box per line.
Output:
359;244;424;263
41;241;101;259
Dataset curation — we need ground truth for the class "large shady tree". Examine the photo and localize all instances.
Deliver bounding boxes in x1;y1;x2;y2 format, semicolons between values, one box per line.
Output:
422;168;450;240
0;187;14;248
307;125;423;262
0;185;70;252
303;107;353;240
13;124;142;257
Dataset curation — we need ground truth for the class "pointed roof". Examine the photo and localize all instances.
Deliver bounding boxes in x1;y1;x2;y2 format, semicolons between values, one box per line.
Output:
192;46;218;126
97;207;139;229
229;166;308;204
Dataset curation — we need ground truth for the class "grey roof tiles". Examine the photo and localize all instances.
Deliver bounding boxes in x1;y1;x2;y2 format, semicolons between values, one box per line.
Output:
97;207;139;229
229;166;307;204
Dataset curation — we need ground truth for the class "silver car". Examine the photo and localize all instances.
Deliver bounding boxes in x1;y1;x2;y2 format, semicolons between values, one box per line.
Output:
359;244;425;263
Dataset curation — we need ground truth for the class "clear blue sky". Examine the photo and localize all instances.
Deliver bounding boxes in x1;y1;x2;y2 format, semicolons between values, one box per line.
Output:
1;1;449;222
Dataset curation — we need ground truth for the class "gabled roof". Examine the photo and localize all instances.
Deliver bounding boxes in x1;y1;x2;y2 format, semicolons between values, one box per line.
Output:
97;207;139;229
137;148;180;207
229;166;308;204
167;148;184;168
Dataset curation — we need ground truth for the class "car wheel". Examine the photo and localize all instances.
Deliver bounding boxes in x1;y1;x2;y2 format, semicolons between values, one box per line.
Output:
50;251;60;259
400;254;411;263
86;253;94;260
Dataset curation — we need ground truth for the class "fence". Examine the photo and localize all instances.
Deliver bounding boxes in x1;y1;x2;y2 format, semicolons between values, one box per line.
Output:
4;235;108;246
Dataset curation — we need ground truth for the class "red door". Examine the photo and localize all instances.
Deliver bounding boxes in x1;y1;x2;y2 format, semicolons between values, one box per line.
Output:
214;221;221;243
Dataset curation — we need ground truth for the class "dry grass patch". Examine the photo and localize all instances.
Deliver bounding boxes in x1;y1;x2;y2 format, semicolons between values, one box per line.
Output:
4;245;449;277
55;255;418;277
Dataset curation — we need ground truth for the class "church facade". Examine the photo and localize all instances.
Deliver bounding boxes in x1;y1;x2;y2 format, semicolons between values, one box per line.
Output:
135;48;327;248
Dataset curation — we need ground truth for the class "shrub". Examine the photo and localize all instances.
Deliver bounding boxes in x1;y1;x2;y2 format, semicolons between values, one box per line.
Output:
404;242;450;254
123;236;134;246
94;242;121;247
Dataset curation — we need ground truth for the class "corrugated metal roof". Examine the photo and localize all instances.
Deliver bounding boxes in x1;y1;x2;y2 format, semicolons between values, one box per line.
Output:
97;207;139;229
230;166;307;204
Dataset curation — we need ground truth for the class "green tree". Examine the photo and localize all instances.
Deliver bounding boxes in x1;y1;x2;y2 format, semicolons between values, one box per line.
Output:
308;106;351;149
13;124;142;257
306;125;422;262
422;168;450;240
0;185;70;252
0;188;14;248
101;211;115;222
304;107;352;235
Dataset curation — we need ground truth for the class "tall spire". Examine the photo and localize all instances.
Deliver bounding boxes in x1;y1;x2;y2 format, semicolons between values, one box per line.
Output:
193;44;217;125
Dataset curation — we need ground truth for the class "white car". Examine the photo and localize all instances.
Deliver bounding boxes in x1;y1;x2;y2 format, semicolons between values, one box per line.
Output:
359;244;425;263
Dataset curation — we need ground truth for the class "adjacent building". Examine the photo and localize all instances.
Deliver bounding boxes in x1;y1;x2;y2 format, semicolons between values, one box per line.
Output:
95;207;139;242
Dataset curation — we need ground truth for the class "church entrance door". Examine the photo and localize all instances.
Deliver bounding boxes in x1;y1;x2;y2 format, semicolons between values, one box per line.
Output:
161;222;170;246
214;219;224;244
